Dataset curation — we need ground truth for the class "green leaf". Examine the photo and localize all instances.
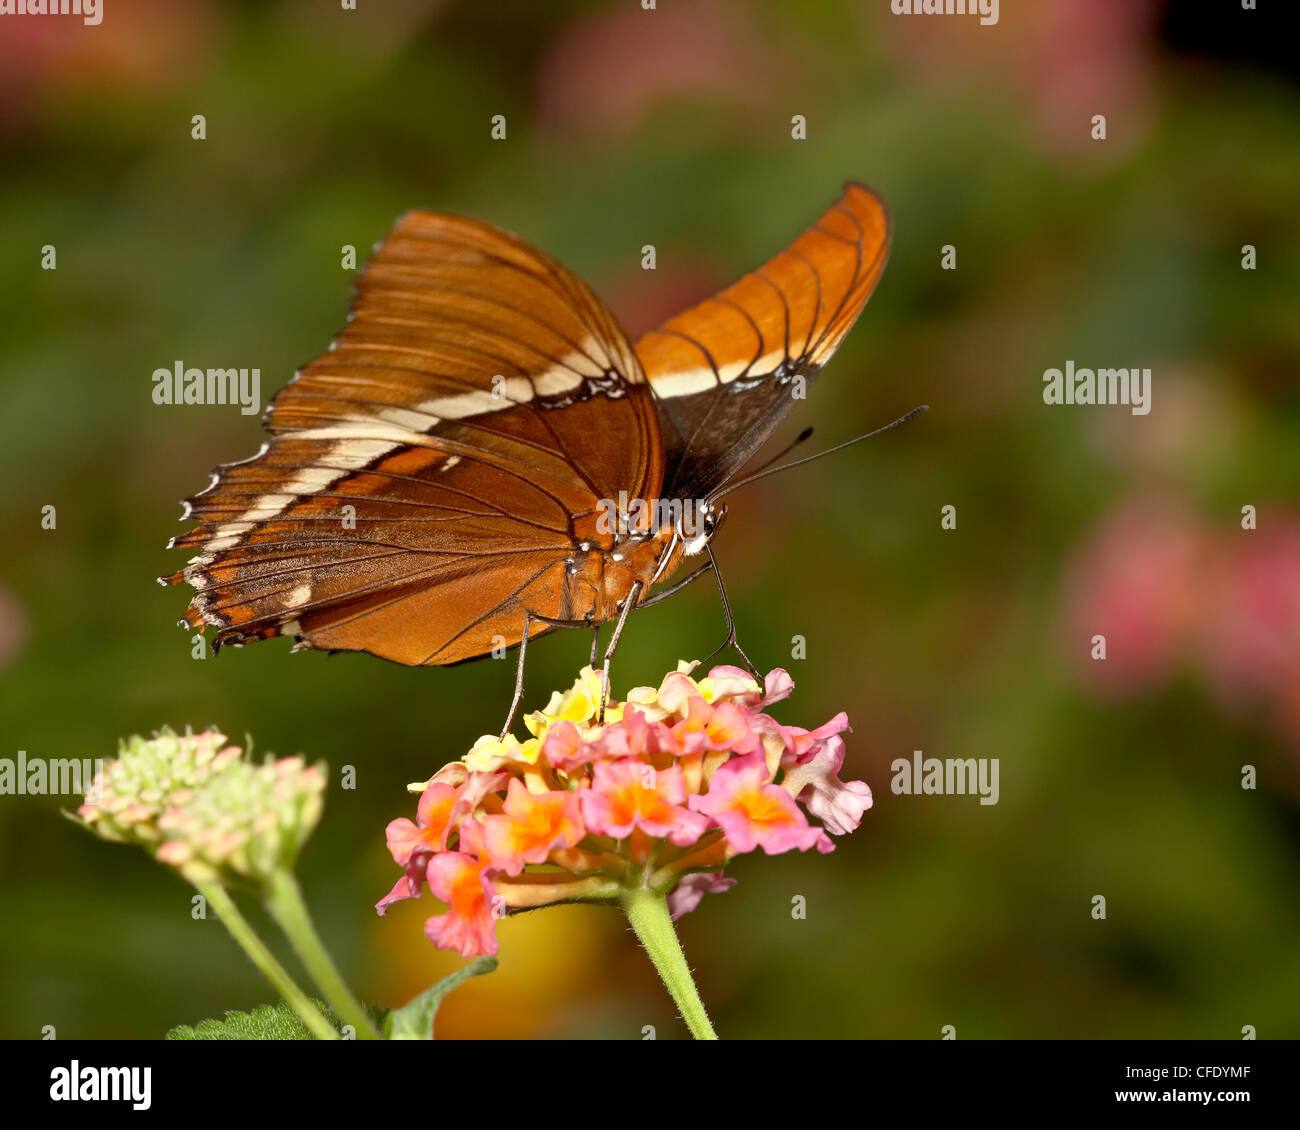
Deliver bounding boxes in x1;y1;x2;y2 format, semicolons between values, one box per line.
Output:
383;957;497;1040
166;999;387;1040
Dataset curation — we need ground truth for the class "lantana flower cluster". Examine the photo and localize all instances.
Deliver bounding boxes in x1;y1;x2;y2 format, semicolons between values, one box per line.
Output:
76;728;242;848
75;728;327;886
377;662;872;958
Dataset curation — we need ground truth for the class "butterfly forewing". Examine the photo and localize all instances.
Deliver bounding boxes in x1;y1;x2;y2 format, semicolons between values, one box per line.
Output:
166;211;663;665
634;181;890;501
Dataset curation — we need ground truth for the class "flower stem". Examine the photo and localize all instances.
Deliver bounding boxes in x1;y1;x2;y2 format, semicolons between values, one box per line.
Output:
264;868;381;1040
621;887;717;1040
195;878;339;1041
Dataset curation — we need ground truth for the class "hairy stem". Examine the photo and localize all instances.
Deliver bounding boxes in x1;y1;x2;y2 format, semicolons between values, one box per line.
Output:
264;868;380;1040
196;878;338;1041
621;886;717;1040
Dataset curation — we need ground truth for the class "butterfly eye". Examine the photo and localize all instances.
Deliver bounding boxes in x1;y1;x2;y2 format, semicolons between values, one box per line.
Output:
685;504;725;555
707;504;727;539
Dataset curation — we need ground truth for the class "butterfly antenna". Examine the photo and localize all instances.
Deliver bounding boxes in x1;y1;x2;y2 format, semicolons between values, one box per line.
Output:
745;426;815;478
709;405;928;502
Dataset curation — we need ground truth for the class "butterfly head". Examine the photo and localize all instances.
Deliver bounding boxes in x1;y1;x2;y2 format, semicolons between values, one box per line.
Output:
681;502;726;557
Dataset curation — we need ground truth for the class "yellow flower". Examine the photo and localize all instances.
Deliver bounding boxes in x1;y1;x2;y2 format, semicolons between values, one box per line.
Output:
524;666;626;740
465;733;542;773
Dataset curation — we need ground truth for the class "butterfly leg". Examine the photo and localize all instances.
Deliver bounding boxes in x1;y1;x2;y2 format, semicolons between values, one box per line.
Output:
590;624;601;668
598;580;643;723
702;545;762;681
500;610;600;738
638;558;715;608
500;614;534;740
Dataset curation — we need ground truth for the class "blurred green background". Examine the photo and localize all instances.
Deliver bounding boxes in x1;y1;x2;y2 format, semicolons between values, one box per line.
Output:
2;0;1298;1039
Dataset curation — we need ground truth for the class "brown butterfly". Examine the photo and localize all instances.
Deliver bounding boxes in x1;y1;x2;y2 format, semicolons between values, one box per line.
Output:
164;182;891;722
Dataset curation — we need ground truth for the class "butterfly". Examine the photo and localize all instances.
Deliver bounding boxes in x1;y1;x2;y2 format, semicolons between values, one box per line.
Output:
164;181;891;718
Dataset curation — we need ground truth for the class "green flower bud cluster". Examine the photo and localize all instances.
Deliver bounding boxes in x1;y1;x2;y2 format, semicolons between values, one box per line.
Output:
76;727;326;885
76;728;242;847
155;754;326;883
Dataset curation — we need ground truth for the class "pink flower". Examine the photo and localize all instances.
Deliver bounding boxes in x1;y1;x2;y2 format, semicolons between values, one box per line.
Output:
690;752;832;855
782;734;873;837
482;780;584;876
757;668;796;707
657;672;707;717
703;665;765;703
581;760;708;847
422;824;500;959
598;707;674;761
423;854;498;959
448;771;510;829
376;771;506;915
781;711;852;764
667;695;760;757
667;695;717;755
374;871;422;917
703;702;760;753
384;781;456;866
541;719;589;772
668;871;737;921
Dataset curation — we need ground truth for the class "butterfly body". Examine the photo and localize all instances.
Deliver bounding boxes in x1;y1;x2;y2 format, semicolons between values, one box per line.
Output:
165;184;890;666
553;510;679;625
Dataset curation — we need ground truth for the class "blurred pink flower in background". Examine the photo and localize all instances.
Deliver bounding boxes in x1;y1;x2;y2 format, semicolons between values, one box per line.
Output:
878;0;1160;161
1200;516;1300;717
1059;494;1209;694
1060;494;1300;753
535;0;794;138
0;0;218;130
1029;0;1160;158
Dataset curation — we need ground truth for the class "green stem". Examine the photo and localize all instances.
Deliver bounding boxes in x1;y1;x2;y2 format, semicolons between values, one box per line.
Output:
195;878;338;1041
621;886;717;1040
263;868;381;1040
